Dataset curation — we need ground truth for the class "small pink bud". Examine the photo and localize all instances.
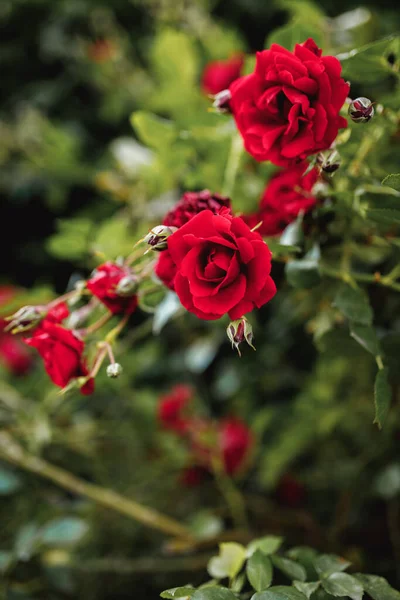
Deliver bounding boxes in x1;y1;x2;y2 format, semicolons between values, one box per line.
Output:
226;317;255;356
348;97;374;123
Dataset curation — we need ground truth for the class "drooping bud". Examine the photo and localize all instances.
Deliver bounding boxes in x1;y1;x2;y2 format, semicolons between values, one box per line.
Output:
143;225;177;251
115;275;138;297
106;363;123;378
348;97;374;123
4;305;45;334
317;149;341;174
212;89;232;113
226;317;255;356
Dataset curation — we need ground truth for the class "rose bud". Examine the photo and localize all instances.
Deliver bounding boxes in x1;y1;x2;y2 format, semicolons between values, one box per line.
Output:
4;305;46;334
87;262;138;314
143;225;177;251
212;89;232;113
106;363;123;378
317;149;341;174
348;97;374;123
202;55;244;96
115;275;138;297
227;317;255;356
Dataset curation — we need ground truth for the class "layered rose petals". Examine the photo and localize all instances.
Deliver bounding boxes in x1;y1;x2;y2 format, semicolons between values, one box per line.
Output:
163;190;231;229
87;262;138;315
229;38;350;166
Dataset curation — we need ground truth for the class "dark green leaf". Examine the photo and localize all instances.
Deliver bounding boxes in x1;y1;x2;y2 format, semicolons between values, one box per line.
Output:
366;209;400;225
293;582;321;599
247;536;283;557
271;556;307;582
252;585;308;600
285;256;321;289
382;174;400;192
161;587;196;599
333;285;373;326
266;240;301;257
287;547;319;580
314;555;351;579
339;36;399;82
131;111;176;150
350;323;381;356
374;368;391;429
321;573;364;600
266;22;323;50
247;551;273;592
354;574;400;600
191;588;237;600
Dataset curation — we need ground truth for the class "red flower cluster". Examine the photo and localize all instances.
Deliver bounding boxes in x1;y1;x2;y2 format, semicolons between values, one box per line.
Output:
163;190;231;229
87;262;138;315
24;303;94;395
228;38;349;166
158;385;253;481
243;164;319;236
201;55;244;96
0;286;33;376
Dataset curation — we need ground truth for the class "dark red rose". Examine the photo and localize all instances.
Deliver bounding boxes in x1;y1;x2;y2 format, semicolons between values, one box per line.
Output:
276;473;306;507
163;190;231;229
229;38;350;167
0;321;32;376
202;55;244;96
218;417;253;475
24;321;94;395
158;384;193;433
167;209;276;320
87;262;138;315
243;163;319;236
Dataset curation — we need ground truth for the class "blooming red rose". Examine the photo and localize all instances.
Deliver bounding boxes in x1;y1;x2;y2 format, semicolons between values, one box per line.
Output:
163;190;231;229
243;163;319;236
202;55;244;96
24;321;94;395
218;418;253;475
229;38;350;166
158;384;193;433
87;262;138;315
167;209;276;320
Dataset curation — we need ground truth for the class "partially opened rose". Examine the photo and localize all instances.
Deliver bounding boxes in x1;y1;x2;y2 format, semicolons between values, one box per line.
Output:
201;55;244;95
229;38;350;166
168;209;276;320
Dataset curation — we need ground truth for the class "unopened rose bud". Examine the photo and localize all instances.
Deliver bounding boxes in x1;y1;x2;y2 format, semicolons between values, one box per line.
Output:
106;363;123;378
4;305;45;334
212;89;232;112
226;317;255;356
115;275;138;297
143;225;177;251
317;149;341;174
348;97;374;123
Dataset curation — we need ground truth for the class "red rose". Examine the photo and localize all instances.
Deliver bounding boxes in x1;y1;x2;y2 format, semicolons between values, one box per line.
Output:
158;384;193;433
218;417;253;475
163;190;231;229
0;321;32;376
201;55;244;96
24;321;94;395
229;38;350;166
87;262;138;315
243;163;319;236
167;209;276;320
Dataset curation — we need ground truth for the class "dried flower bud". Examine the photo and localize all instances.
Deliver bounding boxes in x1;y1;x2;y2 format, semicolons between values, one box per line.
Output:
115;275;138;297
4;305;45;334
348;97;374;123
106;363;123;378
143;225;177;251
212;89;232;112
226;317;255;356
317;149;341;174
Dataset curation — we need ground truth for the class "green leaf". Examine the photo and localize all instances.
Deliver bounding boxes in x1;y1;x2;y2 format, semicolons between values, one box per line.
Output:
191;588;237;600
333;285;373;326
188;511;223;541
382;174;400;192
350;323;381;356
375;463;400;499
251;585;308;600
131;111;177;150
41;517;89;547
366;208;400;225
286;547;319;580
247;536;283;557
374;368;391;429
271;556;307;582
161;587;196;599
207;542;246;580
0;551;13;574
91;217;134;258
47;218;92;261
14;522;40;561
279;217;304;247
266;22;323;50
285;258;321;289
293;582;320;599
321;573;364;600
354;574;400;600
266;240;301;257
314;554;351;579
338;36;399;82
247;551;273;592
153;291;182;335
0;466;22;495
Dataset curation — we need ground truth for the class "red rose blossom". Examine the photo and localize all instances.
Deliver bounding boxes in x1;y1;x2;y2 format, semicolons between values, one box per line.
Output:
24;321;94;395
0;320;32;376
228;38;350;166
218;417;253;475
201;55;244;96
87;262;138;315
158;384;193;433
163;190;231;229
243;163;319;236
155;250;177;291
167;209;276;320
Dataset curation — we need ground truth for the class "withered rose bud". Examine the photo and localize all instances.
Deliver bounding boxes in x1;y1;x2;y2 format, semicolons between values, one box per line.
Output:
143;225;177;251
348;97;374;123
106;363;123;378
115;275;138;297
5;305;45;334
226;317;255;356
212;89;232;112
317;149;341;174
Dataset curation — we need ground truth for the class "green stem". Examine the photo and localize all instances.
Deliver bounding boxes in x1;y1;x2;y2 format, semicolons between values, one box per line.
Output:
320;264;400;292
222;133;243;197
0;432;194;541
210;455;248;531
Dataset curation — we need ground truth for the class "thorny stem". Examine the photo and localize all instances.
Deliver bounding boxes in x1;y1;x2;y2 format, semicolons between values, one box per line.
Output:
222;133;243;198
210;454;248;531
319;264;400;292
0;431;194;542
